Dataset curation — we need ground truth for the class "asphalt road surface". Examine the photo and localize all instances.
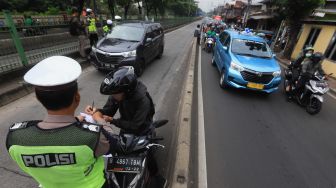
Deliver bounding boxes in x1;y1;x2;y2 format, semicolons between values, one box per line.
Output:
199;46;336;188
0;22;198;187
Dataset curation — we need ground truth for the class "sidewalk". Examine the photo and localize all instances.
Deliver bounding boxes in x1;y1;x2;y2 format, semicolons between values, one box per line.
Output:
276;55;336;96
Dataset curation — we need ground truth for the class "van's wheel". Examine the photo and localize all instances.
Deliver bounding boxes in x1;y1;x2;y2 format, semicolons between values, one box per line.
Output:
157;46;164;59
136;61;145;77
219;70;228;89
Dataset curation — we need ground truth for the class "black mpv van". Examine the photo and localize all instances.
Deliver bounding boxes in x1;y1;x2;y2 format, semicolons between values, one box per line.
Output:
89;21;165;76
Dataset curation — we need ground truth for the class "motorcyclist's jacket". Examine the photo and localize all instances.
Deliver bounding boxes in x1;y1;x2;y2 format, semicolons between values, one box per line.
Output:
206;30;216;38
98;81;155;135
301;58;325;76
6;121;105;188
291;52;305;69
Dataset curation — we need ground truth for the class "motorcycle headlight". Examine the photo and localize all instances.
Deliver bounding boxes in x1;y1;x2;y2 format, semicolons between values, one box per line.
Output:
122;50;137;58
230;61;245;72
273;70;281;77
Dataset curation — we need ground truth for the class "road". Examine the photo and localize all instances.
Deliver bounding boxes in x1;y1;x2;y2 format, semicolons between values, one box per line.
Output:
198;46;336;188
0;22;197;187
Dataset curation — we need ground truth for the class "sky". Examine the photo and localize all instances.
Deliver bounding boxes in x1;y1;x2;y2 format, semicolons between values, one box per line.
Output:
198;0;261;12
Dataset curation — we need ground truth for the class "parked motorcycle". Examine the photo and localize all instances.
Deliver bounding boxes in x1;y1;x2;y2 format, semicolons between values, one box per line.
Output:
106;120;168;188
284;69;330;115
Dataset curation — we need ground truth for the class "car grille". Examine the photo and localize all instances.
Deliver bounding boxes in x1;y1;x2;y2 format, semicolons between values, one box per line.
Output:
96;52;124;64
240;71;274;84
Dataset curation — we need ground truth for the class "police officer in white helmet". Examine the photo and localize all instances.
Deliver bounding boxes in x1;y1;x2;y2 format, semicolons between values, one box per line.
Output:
6;56;119;188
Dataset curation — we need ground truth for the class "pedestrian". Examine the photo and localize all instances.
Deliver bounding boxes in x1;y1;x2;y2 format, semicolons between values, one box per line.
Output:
69;7;87;58
194;24;201;45
6;56;119;188
86;8;98;47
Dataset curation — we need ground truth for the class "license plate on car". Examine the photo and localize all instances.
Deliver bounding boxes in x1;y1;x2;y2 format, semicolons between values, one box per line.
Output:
247;82;264;90
106;156;143;173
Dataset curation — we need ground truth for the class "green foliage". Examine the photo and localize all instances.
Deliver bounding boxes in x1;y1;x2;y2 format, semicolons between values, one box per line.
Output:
274;0;324;21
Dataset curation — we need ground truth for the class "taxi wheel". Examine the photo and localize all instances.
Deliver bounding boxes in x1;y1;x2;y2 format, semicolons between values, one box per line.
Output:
211;56;216;67
219;70;228;89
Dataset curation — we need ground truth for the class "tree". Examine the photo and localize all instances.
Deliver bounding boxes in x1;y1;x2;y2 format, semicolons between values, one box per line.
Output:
116;0;133;19
274;0;324;59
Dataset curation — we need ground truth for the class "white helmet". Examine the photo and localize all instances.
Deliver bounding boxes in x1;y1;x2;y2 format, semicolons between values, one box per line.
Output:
107;19;113;25
86;8;92;13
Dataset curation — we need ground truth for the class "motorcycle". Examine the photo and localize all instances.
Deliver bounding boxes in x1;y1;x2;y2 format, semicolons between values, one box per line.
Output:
105;120;168;188
284;69;330;115
205;36;215;53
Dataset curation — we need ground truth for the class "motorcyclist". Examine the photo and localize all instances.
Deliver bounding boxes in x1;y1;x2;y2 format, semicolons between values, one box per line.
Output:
294;52;326;97
203;26;216;50
6;56;119;188
85;66;155;135
286;46;315;93
206;26;216;38
84;66;165;185
291;45;314;69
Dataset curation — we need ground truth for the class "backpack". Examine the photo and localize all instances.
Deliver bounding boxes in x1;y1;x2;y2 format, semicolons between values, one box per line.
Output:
69;17;80;36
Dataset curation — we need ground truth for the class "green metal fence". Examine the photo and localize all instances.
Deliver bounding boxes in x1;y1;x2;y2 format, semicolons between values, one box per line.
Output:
0;12;199;76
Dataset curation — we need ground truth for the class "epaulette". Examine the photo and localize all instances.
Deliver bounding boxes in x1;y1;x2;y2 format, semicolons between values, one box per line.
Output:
9;121;40;131
78;122;101;133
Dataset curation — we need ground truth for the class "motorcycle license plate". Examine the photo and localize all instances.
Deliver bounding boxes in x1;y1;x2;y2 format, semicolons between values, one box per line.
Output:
247;82;264;90
104;64;115;68
107;156;143;173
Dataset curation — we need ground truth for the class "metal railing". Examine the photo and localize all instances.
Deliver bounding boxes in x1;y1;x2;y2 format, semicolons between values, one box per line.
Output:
0;11;199;76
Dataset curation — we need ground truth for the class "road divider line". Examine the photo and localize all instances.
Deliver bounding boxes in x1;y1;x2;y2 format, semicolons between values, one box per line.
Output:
172;39;196;188
198;45;208;188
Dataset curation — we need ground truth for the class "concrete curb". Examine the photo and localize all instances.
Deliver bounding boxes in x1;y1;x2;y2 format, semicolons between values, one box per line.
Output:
275;56;336;96
171;39;196;188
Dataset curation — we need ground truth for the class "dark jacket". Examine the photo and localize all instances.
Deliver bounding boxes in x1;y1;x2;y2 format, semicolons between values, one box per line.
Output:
98;81;155;135
301;58;325;77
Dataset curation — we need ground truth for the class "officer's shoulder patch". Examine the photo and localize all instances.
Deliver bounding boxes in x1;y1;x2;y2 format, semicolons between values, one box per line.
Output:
10;122;28;130
80;123;101;133
9;121;40;131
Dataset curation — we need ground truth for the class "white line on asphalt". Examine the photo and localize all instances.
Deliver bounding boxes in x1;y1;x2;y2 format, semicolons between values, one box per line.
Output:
278;62;336;100
198;45;208;188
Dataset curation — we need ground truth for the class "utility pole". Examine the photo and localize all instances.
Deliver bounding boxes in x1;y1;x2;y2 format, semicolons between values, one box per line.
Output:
243;0;251;28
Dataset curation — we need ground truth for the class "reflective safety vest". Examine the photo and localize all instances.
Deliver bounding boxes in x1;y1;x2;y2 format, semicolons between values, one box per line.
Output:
88;18;97;33
103;25;110;33
6;121;105;188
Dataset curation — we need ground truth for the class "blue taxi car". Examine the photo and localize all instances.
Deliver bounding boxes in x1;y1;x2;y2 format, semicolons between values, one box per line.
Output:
212;30;281;93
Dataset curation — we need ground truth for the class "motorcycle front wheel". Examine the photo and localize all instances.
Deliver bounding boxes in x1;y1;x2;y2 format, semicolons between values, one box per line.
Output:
306;97;322;115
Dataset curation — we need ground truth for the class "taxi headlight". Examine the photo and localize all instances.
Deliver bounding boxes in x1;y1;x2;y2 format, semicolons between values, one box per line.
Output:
230;61;245;72
273;70;281;77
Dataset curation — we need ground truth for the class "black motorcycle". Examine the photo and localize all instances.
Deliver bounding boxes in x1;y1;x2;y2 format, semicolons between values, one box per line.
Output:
284;68;330;115
106;120;168;188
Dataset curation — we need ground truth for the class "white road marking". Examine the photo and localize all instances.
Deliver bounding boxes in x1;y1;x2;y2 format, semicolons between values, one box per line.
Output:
198;45;208;188
278;61;336;100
